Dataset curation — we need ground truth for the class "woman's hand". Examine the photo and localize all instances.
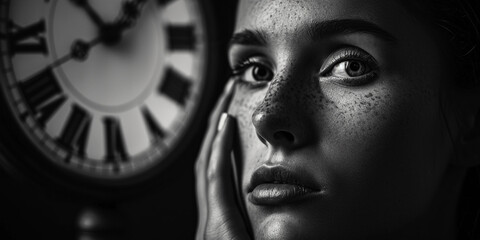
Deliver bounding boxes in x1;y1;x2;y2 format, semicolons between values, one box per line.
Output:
195;80;251;240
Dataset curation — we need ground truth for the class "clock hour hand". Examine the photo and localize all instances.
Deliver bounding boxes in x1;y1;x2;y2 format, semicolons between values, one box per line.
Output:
99;0;148;46
70;0;106;29
70;0;147;46
116;0;148;29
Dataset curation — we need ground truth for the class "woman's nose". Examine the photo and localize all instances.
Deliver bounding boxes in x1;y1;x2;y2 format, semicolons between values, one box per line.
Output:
252;74;316;150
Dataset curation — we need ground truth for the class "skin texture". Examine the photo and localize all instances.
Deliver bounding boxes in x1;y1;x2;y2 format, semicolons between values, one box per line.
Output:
195;0;480;239
228;0;460;239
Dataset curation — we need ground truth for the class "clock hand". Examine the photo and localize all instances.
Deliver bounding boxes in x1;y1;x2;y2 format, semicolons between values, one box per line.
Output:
99;0;148;46
70;0;106;29
50;37;102;69
68;0;123;46
70;0;147;46
116;0;148;29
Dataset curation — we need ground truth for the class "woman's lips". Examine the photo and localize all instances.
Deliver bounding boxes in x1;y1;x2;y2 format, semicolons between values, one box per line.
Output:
249;183;316;205
247;165;322;206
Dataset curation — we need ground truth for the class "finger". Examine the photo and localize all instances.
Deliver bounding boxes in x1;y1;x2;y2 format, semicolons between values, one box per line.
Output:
197;79;236;174
195;80;236;240
195;115;230;239
206;114;250;239
209;79;236;126
196;79;236;191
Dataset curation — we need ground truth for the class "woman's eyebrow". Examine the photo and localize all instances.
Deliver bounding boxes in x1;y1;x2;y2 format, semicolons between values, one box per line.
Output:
307;19;397;43
229;19;397;48
229;29;268;47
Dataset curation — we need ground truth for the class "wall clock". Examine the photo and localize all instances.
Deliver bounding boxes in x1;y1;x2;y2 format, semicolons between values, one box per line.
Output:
0;0;218;197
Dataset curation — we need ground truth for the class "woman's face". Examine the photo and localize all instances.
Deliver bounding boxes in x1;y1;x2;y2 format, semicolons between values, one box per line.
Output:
228;0;455;239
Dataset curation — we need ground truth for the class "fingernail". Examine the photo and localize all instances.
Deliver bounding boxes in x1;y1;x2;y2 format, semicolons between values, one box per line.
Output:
217;112;229;131
224;79;235;93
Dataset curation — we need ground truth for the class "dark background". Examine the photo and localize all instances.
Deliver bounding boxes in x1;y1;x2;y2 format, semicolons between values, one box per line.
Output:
0;1;237;239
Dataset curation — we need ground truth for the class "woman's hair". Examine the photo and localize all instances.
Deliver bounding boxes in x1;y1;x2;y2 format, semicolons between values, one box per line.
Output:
386;1;480;238
459;167;480;239
432;2;480;239
403;0;480;87
405;1;480;238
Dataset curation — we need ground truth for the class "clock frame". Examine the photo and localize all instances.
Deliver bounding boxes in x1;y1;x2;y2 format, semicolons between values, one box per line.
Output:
0;0;220;198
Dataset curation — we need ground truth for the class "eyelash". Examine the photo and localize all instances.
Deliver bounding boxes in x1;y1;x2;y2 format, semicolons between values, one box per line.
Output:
231;58;258;76
230;58;273;85
319;47;379;86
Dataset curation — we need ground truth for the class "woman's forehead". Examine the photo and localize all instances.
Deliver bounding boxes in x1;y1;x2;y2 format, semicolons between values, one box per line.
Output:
235;0;411;40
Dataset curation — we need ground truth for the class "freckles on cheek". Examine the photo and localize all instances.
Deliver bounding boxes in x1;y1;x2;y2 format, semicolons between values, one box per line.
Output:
328;88;391;140
228;84;262;134
228;83;266;162
319;88;399;196
324;82;440;186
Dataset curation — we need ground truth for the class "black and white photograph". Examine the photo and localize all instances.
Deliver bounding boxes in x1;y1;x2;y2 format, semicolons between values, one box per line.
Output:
0;0;479;239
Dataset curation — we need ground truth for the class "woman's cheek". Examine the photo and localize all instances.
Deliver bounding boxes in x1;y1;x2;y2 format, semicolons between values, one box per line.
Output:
228;83;269;185
319;86;395;192
320;82;446;228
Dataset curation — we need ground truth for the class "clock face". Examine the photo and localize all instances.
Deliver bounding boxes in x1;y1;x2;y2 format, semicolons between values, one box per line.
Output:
0;0;209;180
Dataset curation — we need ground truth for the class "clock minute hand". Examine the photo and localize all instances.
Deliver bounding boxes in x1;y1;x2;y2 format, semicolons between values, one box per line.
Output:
50;37;102;69
70;0;106;29
25;38;100;94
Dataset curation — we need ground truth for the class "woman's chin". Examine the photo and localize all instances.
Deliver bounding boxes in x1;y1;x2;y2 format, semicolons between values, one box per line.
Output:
254;214;305;240
249;206;329;240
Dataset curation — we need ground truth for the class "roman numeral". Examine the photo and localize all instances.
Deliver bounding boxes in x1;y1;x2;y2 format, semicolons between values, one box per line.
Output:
35;96;66;128
103;117;128;163
167;25;195;50
19;68;65;124
158;67;191;106
57;105;91;159
141;107;165;143
8;20;48;55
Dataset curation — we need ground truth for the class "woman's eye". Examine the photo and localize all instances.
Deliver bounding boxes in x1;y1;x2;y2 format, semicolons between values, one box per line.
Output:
320;48;379;86
331;60;370;78
250;64;274;81
233;62;274;82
